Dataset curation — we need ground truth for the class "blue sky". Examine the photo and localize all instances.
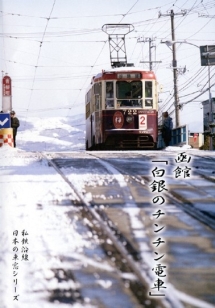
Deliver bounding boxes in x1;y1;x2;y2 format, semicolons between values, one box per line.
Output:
0;0;214;131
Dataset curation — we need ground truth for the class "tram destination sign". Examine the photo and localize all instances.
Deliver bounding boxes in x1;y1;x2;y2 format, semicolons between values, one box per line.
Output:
200;45;215;66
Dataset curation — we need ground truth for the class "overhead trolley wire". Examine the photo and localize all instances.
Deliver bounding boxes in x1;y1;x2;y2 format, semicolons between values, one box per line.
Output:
66;0;141;116
0;4;170;21
24;0;57;124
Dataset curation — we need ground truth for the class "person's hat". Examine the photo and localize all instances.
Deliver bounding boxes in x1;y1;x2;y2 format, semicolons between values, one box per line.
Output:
10;110;15;115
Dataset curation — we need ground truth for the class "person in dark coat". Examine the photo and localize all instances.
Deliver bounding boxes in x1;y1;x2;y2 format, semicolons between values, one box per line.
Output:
121;92;133;107
161;111;173;147
10;110;20;147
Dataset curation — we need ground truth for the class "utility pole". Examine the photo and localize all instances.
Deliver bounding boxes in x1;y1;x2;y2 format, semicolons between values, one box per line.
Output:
138;37;161;71
159;10;186;127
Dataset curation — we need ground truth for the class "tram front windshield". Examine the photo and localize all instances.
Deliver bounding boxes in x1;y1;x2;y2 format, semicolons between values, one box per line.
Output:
116;81;142;107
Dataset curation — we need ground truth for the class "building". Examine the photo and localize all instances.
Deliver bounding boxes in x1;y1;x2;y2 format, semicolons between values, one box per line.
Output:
202;97;215;129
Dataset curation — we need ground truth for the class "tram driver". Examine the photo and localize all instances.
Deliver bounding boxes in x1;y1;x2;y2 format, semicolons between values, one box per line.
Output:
121;92;133;107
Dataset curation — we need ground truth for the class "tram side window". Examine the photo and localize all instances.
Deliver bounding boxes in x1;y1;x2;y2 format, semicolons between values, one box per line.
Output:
86;102;90;119
145;81;153;108
94;82;102;111
105;81;114;108
85;90;91;118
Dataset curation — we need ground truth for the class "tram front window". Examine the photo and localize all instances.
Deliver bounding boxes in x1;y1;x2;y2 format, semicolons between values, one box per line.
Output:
145;81;153;108
116;81;142;107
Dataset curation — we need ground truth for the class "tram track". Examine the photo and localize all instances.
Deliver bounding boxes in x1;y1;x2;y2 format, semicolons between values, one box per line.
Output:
86;152;215;308
41;152;183;308
138;151;215;229
40;151;215;308
189;153;215;183
89;151;215;231
84;151;215;308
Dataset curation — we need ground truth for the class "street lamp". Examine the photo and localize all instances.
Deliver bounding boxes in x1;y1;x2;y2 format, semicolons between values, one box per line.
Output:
161;40;215;150
161;40;199;48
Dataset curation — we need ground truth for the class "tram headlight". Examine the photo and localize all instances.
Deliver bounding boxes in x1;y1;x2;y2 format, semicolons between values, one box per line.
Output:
126;115;133;123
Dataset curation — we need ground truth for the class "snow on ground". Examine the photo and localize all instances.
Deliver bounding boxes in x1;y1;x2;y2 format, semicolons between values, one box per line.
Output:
0;145;102;308
0;115;108;308
0;115;214;308
18;115;85;152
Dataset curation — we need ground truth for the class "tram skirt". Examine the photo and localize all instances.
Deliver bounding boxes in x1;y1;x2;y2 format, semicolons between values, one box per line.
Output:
0;128;14;147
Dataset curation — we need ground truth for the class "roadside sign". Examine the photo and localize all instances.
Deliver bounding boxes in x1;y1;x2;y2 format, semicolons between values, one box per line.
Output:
0;113;11;128
200;45;215;66
194;133;198;142
2;76;12;96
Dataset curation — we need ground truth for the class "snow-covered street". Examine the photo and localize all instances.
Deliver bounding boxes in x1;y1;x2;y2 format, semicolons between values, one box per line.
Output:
0;116;215;308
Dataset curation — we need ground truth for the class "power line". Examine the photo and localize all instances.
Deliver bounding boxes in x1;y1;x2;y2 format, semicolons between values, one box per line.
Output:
23;0;57;126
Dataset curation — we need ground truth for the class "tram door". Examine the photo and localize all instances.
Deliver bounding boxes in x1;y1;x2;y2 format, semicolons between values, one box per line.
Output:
94;82;102;146
90;113;94;147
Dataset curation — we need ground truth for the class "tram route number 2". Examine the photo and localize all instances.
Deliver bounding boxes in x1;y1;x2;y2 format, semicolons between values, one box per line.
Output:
138;114;147;130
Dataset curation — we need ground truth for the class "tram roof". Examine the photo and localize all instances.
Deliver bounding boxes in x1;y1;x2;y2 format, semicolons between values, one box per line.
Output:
103;66;150;72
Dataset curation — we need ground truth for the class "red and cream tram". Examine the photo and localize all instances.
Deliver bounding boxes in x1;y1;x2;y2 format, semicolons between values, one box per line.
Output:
85;67;159;150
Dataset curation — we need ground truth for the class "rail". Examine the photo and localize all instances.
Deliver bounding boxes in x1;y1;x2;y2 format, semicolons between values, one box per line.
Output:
41;152;181;308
